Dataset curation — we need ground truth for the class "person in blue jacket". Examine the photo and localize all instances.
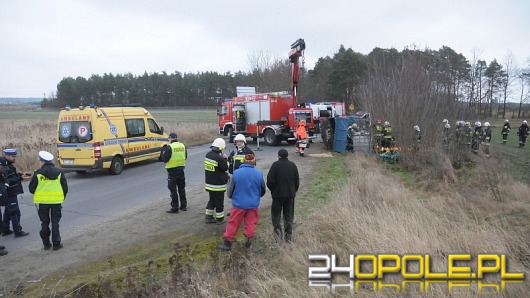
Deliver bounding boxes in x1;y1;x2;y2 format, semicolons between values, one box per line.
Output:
219;154;265;251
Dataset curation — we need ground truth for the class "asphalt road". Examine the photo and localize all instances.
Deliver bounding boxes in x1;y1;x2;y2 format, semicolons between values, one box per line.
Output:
1;140;285;251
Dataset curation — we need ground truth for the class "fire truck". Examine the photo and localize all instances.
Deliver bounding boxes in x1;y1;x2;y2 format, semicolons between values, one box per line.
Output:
217;38;315;146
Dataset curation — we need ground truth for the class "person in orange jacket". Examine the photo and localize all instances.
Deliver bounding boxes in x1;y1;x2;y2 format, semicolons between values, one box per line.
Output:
294;120;308;156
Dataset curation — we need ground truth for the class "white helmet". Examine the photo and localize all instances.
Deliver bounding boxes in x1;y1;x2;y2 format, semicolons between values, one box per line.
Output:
445;123;451;129
475;121;481;127
234;134;246;143
442;119;448;124
505;119;509;123
484;122;490;127
413;125;420;132
211;138;226;150
384;121;390;126
524;120;528;124
465;122;470;126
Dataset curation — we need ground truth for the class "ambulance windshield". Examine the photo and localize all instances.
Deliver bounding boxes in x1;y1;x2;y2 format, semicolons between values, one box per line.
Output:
58;121;93;143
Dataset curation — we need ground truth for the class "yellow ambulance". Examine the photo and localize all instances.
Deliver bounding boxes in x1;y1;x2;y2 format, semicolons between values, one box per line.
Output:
56;105;169;175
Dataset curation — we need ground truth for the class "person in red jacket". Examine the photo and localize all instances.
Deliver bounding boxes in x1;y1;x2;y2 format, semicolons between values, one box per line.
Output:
294;120;308;156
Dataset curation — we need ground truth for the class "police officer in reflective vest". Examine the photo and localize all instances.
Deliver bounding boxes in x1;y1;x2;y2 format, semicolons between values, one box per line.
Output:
161;133;187;213
29;151;68;251
204;138;229;224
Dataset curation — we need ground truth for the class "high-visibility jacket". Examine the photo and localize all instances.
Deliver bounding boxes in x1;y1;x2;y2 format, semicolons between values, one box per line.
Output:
204;149;229;192
33;173;65;204
295;125;307;140
165;142;186;169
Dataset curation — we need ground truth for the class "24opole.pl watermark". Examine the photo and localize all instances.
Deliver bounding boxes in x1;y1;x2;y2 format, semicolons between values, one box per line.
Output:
308;254;525;294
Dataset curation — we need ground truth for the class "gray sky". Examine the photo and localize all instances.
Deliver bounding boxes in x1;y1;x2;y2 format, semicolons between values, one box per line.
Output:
1;0;529;98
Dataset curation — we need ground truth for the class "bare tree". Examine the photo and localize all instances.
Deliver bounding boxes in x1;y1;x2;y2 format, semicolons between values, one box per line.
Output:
247;50;292;93
517;60;530;118
500;51;517;118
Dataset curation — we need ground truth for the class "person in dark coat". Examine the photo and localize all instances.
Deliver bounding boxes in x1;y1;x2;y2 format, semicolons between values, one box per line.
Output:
266;149;299;242
204;138;229;224
228;134;254;174
29;151;68;250
161;132;188;213
501;119;511;144
517;120;529;148
1;148;31;238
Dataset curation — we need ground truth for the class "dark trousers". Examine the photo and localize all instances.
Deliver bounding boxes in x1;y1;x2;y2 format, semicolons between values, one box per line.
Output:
206;191;225;219
2;196;22;233
271;197;294;238
38;204;62;245
167;168;186;210
519;135;527;147
502;133;508;143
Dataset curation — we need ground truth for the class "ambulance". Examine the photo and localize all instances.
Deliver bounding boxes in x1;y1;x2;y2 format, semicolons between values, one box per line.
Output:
56;105;169;175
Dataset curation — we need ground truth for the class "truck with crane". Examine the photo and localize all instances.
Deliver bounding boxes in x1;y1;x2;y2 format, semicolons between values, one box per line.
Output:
217;38;315;146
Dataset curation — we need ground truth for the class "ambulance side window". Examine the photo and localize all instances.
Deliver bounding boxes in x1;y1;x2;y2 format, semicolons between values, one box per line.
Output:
147;118;162;134
58;121;92;143
125;119;146;138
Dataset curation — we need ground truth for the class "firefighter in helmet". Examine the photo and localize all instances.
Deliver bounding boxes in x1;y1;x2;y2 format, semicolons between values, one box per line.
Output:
295;119;308;156
501;119;511;144
471;121;483;154
517;120;530;148
381;121;394;150
482;122;492;156
204;138;229;224
442;119;451;147
413;125;421;151
372;119;383;151
228;134;254;174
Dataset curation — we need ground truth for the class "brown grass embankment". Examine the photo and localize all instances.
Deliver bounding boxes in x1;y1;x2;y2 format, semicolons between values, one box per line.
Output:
234;154;529;297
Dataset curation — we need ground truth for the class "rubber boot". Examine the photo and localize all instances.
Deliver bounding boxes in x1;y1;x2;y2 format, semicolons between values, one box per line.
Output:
218;238;232;251
205;215;216;224
215;216;225;225
244;237;252;249
285;233;292;243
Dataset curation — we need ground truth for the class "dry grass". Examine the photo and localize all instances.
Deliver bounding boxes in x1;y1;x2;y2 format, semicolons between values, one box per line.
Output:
238;155;530;297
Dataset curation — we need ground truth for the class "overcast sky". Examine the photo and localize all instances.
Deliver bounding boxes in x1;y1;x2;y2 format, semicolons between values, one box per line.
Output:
1;0;529;98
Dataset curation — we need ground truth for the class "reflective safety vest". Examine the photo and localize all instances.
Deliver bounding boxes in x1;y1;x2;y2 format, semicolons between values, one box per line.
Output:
165;142;186;169
33;173;65;204
383;126;393;139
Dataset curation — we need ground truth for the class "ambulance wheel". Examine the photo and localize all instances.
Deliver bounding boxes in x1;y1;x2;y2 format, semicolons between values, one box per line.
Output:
109;157;124;175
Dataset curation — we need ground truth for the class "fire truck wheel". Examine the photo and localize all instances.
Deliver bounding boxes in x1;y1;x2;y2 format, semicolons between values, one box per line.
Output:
109;156;124;175
227;127;234;143
263;129;278;146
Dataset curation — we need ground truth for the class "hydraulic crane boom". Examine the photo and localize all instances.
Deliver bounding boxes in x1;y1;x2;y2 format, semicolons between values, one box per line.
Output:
288;38;305;98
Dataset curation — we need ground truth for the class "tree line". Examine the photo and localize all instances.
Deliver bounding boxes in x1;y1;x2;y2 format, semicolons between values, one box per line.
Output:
43;45;530;120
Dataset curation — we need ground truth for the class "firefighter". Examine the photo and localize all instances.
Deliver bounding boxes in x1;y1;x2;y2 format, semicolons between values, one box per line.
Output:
294;119;308;156
462;122;472;151
161;132;187;213
228;134;254;174
381;121;394;150
413;125;421;151
204;138;229;224
517;120;530;148
501;119;511;144
442;119;451;147
482;122;492;157
471;121;483;154
373;119;383;151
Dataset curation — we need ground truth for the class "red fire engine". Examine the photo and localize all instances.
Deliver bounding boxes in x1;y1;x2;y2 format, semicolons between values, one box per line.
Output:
217;38;315;146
